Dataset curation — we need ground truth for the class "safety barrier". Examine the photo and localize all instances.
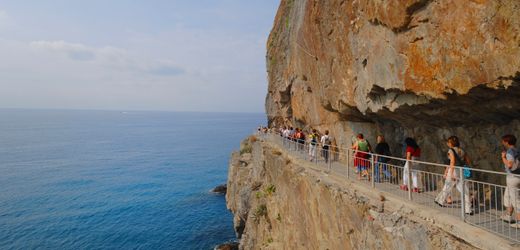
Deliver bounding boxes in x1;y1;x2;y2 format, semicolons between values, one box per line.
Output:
256;131;520;243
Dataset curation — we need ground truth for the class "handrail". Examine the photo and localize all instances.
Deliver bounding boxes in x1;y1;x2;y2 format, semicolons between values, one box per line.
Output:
263;131;520;179
256;131;520;243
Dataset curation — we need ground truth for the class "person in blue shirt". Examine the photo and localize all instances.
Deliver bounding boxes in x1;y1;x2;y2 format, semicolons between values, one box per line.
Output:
500;134;520;228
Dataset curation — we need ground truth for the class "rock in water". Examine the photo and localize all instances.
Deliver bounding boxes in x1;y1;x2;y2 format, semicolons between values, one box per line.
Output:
214;242;239;250
212;184;227;194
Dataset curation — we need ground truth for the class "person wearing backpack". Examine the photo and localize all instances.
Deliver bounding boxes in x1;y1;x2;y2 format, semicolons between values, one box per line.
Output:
499;134;520;227
321;130;331;163
434;136;474;215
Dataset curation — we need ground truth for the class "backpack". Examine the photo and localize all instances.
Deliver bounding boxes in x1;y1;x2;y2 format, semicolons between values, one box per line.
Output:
513;158;520;174
325;136;331;145
450;148;472;179
322;136;331;150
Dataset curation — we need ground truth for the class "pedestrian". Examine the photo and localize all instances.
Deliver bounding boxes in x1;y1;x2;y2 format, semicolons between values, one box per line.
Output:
434;136;473;215
289;128;295;149
309;129;319;162
296;128;306;151
282;126;290;147
401;137;421;192
321;130;331;163
499;134;520;228
352;133;371;180
374;135;391;182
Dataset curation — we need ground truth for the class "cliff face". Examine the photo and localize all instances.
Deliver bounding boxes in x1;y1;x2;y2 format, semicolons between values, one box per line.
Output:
266;0;520;177
226;137;511;249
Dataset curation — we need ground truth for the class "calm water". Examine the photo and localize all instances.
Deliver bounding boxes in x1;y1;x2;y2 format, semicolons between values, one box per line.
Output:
0;109;265;249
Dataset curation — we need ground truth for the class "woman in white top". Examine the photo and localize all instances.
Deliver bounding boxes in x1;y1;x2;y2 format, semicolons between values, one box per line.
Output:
434;136;473;215
321;130;331;163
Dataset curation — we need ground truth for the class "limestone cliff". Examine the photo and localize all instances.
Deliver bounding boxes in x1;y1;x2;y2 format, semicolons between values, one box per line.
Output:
265;0;520;179
226;137;512;249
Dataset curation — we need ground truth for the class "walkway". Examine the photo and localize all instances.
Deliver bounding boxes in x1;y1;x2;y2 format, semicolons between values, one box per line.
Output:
260;133;520;244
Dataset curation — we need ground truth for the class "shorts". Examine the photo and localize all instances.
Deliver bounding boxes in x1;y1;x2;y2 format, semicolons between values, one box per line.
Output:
504;175;520;212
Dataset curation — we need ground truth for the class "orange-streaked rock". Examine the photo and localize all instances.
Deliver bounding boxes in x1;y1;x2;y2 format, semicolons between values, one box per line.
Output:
266;0;519;175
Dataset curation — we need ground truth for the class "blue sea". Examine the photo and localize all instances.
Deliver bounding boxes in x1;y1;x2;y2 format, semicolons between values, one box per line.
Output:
0;109;265;249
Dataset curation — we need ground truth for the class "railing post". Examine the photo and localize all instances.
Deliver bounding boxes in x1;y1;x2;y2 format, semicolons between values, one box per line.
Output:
346;149;350;179
460;167;466;221
328;148;332;172
315;144;318;165
371;153;375;188
408;161;413;201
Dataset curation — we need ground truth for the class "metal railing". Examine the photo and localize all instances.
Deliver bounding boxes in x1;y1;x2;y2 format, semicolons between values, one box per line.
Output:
256;131;520;243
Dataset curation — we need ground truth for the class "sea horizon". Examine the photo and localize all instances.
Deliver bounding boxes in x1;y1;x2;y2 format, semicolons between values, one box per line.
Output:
0;107;267;116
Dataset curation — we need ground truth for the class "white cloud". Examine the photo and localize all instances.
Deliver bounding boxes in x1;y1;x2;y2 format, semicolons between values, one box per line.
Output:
30;40;96;61
30;40;184;76
0;1;278;112
0;10;7;19
0;9;11;29
2;23;269;113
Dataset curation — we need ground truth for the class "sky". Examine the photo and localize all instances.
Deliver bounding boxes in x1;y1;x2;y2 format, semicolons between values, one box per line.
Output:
0;1;280;113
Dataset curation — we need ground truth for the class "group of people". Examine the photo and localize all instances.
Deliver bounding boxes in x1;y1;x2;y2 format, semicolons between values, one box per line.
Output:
272;126;520;227
348;132;520;224
351;134;393;183
279;127;337;163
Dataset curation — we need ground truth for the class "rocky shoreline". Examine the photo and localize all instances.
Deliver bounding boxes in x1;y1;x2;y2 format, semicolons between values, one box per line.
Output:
211;184;227;194
214;241;239;250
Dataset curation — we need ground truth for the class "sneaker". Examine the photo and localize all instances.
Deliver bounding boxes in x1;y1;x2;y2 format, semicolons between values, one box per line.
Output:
465;211;474;216
412;188;421;193
501;214;515;223
434;201;446;207
400;185;409;191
